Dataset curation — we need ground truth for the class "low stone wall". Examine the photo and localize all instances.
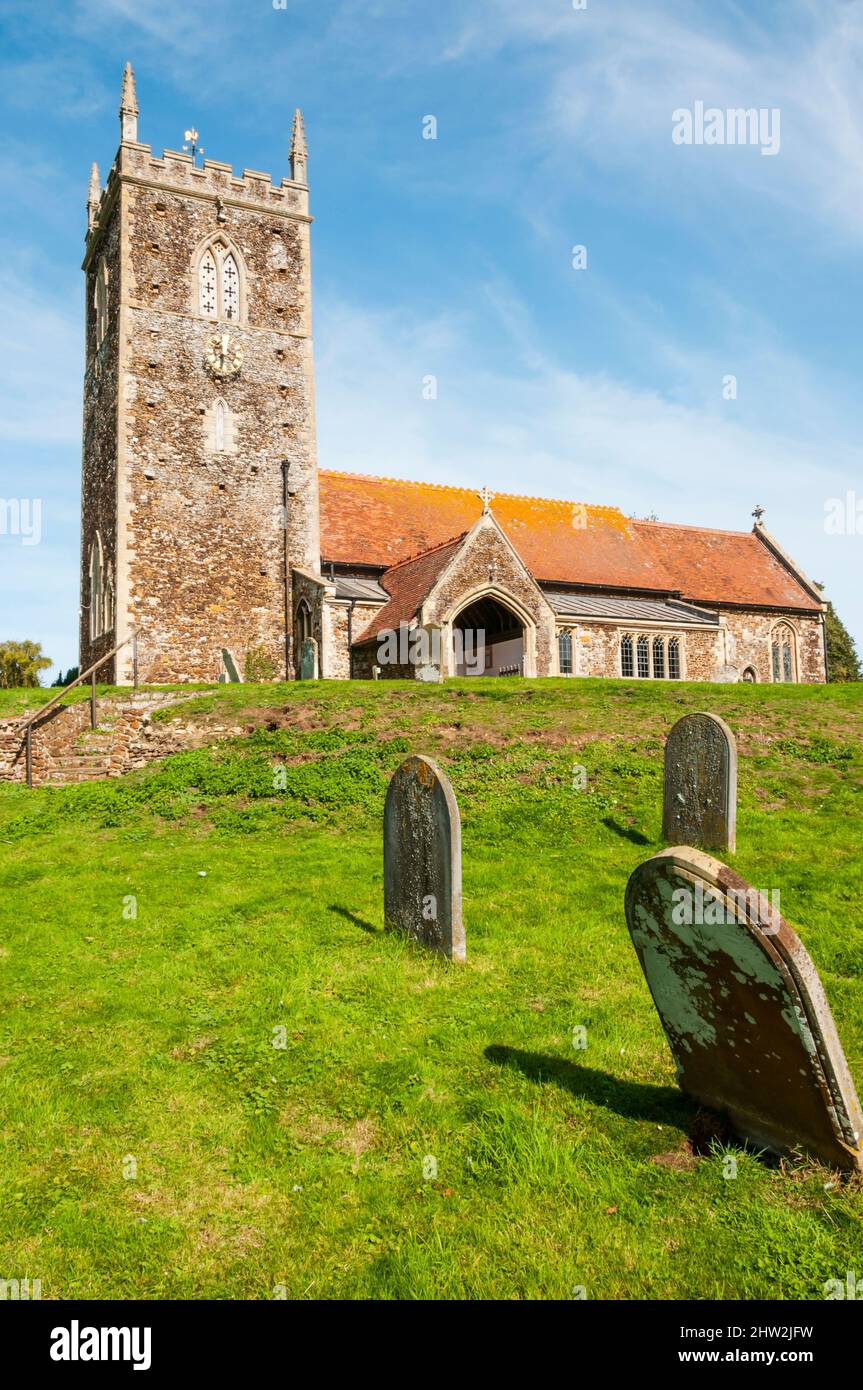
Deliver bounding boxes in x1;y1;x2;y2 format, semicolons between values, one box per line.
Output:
0;693;197;788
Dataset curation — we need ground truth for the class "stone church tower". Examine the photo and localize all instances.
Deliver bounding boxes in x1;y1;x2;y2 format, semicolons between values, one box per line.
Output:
80;63;320;683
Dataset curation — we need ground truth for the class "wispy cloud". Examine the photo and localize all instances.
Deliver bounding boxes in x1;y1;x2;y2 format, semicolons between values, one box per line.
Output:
315;288;863;640
436;0;863;244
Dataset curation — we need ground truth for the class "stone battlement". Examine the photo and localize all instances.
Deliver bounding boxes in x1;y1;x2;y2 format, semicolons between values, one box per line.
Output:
86;142;309;252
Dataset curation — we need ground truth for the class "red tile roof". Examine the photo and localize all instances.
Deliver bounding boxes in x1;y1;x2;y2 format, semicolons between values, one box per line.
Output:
353;535;465;643
320;471;820;613
631;521;820;611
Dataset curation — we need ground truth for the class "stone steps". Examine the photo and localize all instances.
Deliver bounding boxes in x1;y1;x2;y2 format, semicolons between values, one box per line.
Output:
1;690;198;787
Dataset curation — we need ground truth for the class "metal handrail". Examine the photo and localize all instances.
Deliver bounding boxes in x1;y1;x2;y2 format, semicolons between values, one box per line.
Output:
18;631;138;788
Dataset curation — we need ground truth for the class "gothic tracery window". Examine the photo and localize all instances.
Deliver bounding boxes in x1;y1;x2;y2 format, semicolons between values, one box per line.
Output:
199;249;218;316
222;254;239;320
668;637;681;680
88;532;115;641
198;241;243;321
771;623;796;683
621;633;634;678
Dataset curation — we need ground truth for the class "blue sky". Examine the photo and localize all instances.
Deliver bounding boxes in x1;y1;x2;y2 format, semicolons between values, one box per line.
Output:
1;0;861;679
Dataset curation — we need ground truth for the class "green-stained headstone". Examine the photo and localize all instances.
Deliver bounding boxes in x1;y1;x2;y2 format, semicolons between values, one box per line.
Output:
384;755;465;962
300;637;318;681
663;712;737;852
625;847;863;1172
221;648;242;683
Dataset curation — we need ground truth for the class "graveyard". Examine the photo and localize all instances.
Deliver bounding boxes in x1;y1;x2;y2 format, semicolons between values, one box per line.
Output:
0;675;861;1299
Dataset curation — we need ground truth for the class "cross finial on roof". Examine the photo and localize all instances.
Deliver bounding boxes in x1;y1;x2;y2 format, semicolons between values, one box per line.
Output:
479;486;494;514
752;504;766;527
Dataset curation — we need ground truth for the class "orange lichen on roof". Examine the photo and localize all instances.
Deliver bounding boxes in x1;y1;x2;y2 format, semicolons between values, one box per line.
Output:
319;470;820;612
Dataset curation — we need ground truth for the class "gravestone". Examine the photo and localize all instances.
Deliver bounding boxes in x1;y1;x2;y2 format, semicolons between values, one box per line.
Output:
663;712;737;852
300;637;318;681
625;847;863;1172
384;755;465;962
221;648;242;683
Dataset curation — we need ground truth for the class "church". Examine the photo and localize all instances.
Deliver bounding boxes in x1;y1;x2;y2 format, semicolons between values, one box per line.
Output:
79;68;828;687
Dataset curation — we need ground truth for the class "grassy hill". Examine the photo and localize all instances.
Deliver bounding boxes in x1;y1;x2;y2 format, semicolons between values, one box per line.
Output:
1;677;861;1300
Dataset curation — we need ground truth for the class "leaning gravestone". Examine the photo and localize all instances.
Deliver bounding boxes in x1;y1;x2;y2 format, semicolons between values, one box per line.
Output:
221;648;242;683
625;847;863;1172
300;637;318;681
663;712;737;852
384;755;465;962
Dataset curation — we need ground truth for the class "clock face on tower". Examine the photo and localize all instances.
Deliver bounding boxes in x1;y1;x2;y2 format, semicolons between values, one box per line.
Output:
205;332;243;378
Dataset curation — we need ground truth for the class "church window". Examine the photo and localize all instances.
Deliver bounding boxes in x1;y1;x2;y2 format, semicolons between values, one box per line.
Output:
198;240;244;321
214;399;228;452
294;598;312;673
652;637;665;679
88;533;115;641
94;261;109;348
770;623;796;683
88;533;115;640
222;254;240;320
103;573;115;634
199;249;218;316
558;629;573;676
89;537;102;640
622;633;683;679
783;642;793;682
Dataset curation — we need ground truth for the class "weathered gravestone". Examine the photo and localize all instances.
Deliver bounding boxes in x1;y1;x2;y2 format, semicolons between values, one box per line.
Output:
663;712;737;853
625;847;863;1172
384;755;465;962
220;648;242;683
300;637;318;681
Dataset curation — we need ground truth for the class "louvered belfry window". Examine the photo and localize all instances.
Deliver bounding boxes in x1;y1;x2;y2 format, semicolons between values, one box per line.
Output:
222;254;239;320
199;242;242;320
199;249;218;316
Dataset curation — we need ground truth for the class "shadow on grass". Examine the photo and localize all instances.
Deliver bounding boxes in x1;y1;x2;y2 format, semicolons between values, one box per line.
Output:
601;817;652;847
485;1044;690;1125
329;904;380;935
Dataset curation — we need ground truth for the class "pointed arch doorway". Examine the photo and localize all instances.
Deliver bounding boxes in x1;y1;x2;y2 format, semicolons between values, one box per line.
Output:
452;594;525;676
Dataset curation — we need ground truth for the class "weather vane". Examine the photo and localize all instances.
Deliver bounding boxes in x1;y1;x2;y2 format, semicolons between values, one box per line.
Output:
183;127;205;164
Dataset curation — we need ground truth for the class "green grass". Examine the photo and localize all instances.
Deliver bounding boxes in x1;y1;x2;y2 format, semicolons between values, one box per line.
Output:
1;677;861;1299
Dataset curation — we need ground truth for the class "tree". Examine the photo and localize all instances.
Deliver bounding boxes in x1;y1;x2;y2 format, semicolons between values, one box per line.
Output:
815;585;861;682
0;640;53;688
52;666;80;688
